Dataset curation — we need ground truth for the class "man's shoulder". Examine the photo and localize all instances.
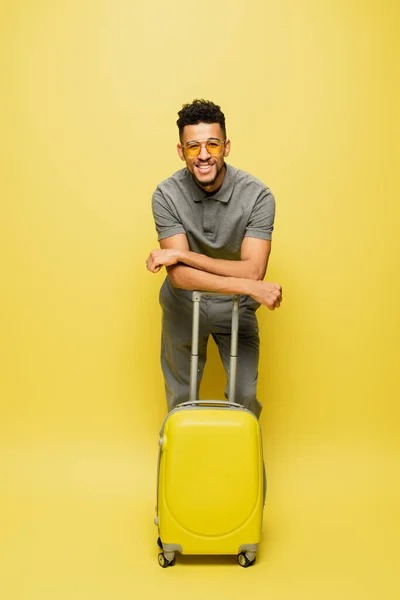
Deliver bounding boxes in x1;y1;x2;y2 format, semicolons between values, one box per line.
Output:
228;165;271;194
155;168;189;193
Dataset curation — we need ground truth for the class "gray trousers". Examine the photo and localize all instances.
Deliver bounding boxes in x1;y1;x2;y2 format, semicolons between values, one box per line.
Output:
159;279;262;418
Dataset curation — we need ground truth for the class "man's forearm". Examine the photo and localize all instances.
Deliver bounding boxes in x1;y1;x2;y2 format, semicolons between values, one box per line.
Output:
167;264;256;296
176;250;264;280
165;263;282;310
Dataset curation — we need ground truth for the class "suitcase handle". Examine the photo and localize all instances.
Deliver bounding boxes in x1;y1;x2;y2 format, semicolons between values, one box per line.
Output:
175;399;246;410
189;291;239;404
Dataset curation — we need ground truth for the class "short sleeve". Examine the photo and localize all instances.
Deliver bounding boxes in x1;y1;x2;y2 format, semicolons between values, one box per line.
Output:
245;189;275;241
152;187;186;241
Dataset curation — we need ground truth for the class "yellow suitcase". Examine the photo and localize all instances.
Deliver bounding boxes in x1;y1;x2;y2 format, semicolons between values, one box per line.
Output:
155;292;265;568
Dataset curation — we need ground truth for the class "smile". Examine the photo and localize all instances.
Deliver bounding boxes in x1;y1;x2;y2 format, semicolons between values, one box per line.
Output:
195;164;213;174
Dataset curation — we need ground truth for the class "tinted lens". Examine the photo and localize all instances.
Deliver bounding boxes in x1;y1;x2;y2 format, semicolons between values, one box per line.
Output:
185;143;201;157
206;140;223;154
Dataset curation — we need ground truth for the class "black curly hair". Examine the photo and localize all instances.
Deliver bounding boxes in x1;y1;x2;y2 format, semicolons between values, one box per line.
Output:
177;99;226;140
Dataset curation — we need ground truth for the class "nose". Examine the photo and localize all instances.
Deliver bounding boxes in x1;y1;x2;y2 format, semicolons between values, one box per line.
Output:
198;144;211;160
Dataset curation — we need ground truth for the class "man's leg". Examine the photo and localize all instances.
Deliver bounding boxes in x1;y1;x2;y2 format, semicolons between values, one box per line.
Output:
160;300;209;412
211;302;262;418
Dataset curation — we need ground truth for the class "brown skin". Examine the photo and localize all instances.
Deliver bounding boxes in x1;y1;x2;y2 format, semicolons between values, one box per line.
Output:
146;122;282;310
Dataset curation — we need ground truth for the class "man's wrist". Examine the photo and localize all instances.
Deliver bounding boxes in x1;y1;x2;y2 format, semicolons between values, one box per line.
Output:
226;277;259;297
244;279;260;298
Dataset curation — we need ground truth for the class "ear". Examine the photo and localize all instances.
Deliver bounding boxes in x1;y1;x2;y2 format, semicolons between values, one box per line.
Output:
177;143;185;161
224;138;231;158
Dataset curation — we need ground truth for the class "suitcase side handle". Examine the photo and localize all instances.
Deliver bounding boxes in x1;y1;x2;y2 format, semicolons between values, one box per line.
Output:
189;291;239;404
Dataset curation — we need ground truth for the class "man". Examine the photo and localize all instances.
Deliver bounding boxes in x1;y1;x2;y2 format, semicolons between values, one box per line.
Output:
146;99;282;418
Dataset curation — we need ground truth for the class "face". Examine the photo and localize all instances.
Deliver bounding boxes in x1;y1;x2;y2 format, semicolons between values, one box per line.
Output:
177;122;231;192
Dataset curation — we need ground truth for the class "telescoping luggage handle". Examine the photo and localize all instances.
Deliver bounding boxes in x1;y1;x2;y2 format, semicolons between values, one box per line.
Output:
189;291;240;404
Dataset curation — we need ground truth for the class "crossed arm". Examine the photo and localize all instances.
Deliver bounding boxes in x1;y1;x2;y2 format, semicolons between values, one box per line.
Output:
146;233;282;310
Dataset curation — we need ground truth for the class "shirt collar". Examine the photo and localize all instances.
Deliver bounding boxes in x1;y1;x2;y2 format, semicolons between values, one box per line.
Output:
188;164;234;203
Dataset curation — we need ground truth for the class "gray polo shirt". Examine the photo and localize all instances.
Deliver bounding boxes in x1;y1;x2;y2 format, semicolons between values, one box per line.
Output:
152;164;275;261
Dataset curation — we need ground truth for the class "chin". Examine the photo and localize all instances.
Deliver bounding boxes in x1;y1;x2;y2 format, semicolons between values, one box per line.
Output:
193;168;219;188
195;175;218;189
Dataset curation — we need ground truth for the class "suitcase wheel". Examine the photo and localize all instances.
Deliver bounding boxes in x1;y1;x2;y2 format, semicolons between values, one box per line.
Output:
237;552;256;568
158;552;176;568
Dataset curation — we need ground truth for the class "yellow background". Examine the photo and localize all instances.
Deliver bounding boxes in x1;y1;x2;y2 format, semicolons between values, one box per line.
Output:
1;1;399;598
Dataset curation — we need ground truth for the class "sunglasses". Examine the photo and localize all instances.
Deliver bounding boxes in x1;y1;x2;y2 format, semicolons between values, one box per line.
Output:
181;138;226;158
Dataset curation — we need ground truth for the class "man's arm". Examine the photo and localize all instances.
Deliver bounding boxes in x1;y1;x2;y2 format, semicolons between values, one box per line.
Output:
146;235;271;280
146;234;282;310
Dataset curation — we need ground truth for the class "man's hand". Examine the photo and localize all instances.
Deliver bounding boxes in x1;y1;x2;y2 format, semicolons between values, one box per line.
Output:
248;280;283;310
146;248;182;273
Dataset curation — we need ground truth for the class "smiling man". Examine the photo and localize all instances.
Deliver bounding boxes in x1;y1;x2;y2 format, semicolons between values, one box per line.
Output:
146;99;282;417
